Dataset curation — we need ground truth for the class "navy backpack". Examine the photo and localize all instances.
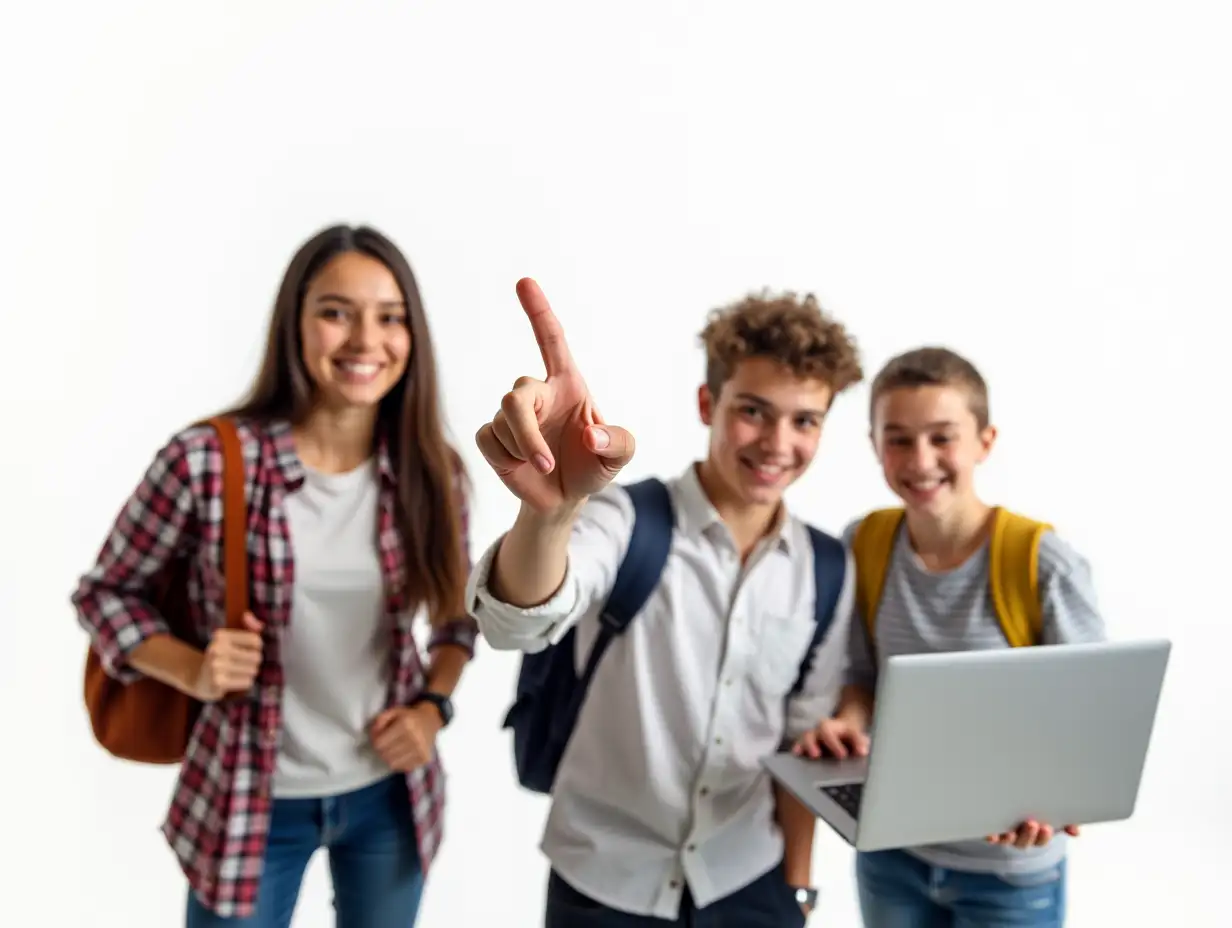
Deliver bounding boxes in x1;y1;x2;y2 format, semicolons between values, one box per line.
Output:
501;477;848;795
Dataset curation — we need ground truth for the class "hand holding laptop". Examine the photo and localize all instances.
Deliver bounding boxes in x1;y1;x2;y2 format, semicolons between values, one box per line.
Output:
763;641;1169;854
791;716;870;761
791;684;875;760
986;820;1080;848
792;712;1079;849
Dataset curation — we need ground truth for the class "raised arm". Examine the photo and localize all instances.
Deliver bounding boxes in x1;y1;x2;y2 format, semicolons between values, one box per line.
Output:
471;277;636;616
467;485;636;652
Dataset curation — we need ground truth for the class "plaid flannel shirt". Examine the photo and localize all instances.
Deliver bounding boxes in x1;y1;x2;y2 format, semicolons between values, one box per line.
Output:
71;418;478;918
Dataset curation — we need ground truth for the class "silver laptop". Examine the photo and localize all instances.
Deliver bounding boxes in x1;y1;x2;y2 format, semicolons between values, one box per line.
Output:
763;638;1171;852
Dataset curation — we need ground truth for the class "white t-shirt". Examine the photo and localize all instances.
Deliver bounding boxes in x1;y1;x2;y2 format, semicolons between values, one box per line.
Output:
273;458;394;798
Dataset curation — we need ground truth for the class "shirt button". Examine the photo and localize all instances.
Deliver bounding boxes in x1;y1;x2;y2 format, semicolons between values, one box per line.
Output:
669;880;680;889
699;786;710;797
686;843;696;852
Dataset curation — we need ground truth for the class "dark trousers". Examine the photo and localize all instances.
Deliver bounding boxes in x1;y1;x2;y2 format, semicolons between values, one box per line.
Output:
544;863;806;928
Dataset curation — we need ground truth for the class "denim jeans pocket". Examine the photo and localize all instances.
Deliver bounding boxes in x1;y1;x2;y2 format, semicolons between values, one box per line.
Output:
996;864;1063;889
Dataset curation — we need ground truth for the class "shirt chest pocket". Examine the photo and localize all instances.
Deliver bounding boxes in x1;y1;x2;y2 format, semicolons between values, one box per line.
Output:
747;611;818;697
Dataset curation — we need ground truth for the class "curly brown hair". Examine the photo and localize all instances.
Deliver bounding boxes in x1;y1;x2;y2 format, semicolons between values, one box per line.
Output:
698;290;864;402
870;346;990;429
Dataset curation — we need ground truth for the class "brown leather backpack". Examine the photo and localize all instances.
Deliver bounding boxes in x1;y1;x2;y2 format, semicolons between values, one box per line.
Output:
83;416;250;764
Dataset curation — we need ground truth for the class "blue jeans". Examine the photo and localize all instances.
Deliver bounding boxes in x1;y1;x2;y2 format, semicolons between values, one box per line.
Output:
544;862;806;927
855;850;1066;928
186;775;424;928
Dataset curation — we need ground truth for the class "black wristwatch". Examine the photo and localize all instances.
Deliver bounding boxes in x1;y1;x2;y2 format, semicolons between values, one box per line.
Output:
792;885;818;914
411;691;454;728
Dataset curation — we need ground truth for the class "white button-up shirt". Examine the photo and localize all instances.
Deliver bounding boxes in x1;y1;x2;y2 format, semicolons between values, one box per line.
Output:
466;464;854;919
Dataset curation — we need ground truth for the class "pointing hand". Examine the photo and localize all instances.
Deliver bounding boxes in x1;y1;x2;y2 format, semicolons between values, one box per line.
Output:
475;278;636;513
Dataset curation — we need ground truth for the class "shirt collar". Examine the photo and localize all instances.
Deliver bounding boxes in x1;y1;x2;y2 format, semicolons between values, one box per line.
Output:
674;462;795;555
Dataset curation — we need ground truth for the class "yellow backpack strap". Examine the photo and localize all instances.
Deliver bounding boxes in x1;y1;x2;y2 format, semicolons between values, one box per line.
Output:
988;507;1053;647
850;508;906;646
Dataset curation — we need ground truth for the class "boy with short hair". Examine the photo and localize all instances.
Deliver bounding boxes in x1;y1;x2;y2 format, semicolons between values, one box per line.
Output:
794;346;1106;927
467;279;863;925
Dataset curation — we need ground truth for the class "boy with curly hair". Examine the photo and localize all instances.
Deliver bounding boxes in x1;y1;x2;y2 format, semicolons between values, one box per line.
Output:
794;346;1107;927
467;279;864;925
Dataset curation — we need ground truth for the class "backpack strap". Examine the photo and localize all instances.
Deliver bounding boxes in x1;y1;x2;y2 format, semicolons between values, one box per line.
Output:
599;478;675;632
204;415;250;631
790;526;848;696
988;507;1052;648
850;508;905;646
576;478;675;685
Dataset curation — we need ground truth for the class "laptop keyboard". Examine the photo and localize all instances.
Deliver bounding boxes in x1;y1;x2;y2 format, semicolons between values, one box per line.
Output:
822;783;864;817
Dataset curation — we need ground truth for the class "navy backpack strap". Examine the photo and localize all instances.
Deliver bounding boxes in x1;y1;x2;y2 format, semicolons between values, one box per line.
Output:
789;525;848;696
578;477;675;681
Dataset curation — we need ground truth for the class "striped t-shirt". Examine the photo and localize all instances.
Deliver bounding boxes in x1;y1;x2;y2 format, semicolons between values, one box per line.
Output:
842;514;1107;877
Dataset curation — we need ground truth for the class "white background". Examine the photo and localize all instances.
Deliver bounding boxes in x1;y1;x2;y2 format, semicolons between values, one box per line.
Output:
3;1;1229;924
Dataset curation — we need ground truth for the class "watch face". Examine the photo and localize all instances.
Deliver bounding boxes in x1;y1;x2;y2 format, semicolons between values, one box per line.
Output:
418;693;453;726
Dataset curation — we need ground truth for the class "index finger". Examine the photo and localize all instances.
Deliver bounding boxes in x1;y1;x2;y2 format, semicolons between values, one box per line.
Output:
516;277;576;376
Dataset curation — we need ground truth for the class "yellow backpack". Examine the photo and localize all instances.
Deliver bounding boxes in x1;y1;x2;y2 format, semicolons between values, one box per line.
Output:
850;507;1052;650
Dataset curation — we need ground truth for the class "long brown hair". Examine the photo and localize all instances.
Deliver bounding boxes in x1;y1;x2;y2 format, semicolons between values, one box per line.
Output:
223;224;469;624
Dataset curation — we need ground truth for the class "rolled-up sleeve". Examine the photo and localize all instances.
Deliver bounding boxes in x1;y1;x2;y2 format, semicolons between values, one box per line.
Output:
784;546;857;741
427;618;479;656
465;485;634;654
427;461;481;658
70;435;197;684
